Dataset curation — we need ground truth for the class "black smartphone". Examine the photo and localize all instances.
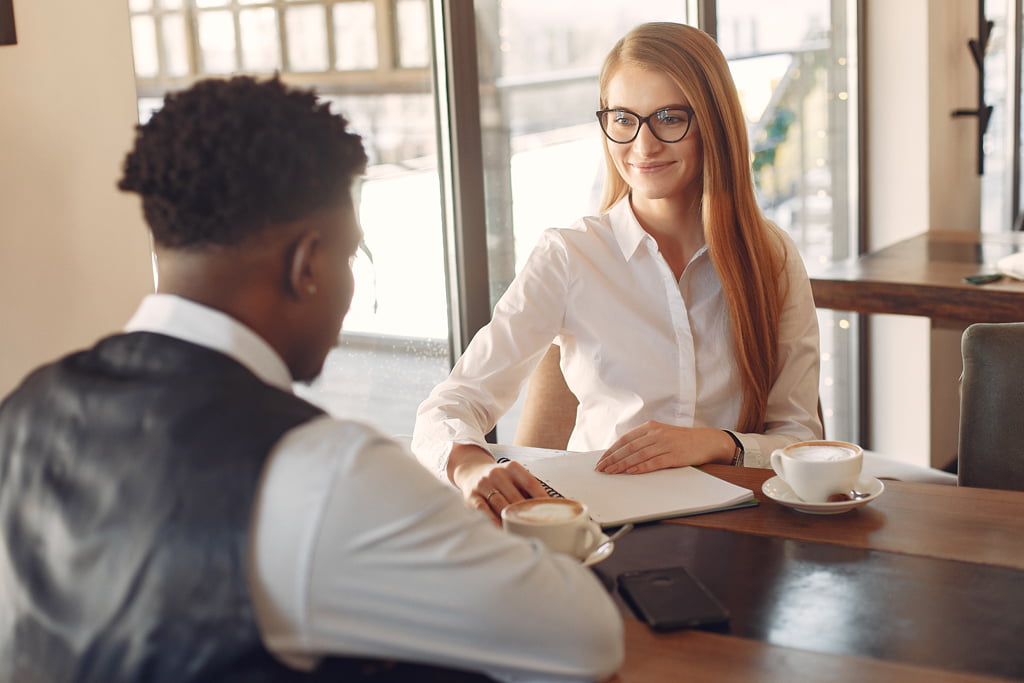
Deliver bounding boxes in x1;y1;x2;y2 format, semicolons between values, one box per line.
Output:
963;273;1004;285
618;566;730;632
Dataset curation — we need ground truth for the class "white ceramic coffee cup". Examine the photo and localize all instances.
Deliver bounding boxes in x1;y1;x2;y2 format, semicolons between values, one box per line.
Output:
770;440;864;503
501;498;602;560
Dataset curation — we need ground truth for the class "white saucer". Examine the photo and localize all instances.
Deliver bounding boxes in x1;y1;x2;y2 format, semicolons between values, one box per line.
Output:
581;533;614;567
762;475;884;515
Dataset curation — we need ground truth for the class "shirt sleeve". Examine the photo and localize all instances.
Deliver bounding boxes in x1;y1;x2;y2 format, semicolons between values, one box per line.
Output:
249;417;623;682
412;230;571;479
733;233;824;468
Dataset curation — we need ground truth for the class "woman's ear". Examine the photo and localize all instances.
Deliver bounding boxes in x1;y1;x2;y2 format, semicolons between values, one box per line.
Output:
286;230;322;300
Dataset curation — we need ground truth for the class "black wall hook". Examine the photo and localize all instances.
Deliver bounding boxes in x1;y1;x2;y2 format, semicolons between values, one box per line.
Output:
952;3;993;175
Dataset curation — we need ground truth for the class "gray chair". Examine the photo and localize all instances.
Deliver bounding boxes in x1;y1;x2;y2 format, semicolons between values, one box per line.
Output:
957;322;1024;490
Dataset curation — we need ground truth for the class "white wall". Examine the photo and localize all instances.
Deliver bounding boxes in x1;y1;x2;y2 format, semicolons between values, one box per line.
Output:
865;0;931;466
927;1;982;469
865;0;979;466
928;1;981;230
0;0;152;395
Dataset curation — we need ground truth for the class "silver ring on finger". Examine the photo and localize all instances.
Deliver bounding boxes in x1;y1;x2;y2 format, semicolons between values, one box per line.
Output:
485;488;500;502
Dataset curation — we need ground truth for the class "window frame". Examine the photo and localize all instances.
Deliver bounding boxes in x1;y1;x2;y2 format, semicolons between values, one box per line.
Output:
126;0;865;443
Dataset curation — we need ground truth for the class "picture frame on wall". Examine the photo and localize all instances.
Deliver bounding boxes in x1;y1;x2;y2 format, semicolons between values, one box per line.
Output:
0;0;17;46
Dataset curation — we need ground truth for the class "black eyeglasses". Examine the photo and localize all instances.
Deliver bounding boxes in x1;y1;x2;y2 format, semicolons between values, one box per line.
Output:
595;106;695;144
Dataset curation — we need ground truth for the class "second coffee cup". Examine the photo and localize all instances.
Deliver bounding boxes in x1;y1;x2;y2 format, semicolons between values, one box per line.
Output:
501;498;602;560
770;440;863;503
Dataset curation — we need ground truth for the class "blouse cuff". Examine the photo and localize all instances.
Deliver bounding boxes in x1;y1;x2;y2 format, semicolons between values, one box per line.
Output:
435;438;496;485
732;432;764;469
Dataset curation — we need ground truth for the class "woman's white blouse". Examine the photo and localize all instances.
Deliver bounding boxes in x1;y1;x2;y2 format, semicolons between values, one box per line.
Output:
412;198;823;473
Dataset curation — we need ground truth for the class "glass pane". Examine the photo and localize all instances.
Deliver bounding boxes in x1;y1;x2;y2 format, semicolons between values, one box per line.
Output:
128;0;153;12
161;13;190;77
195;0;229;7
817;308;857;442
981;0;1010;232
130;15;159;78
158;0;183;9
473;0;689;440
396;0;429;68
240;8;282;72
197;11;237;74
718;0;858;442
1019;42;1024;228
296;92;451;435
334;1;378;70
285;6;329;72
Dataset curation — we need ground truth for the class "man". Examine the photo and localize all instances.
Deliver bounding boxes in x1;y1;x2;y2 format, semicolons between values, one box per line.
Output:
0;76;622;682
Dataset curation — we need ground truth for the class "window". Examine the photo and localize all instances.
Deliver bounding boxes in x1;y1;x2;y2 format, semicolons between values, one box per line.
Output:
476;1;860;442
128;0;448;436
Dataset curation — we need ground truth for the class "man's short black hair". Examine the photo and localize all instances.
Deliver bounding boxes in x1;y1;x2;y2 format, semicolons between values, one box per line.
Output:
118;76;367;249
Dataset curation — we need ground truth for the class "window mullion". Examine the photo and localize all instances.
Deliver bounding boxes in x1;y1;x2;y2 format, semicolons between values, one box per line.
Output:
277;2;291;72
377;0;396;71
231;0;243;72
429;0;492;364
324;1;337;72
689;0;717;36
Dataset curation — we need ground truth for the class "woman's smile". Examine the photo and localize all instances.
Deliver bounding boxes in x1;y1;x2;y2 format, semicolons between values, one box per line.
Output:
629;160;676;173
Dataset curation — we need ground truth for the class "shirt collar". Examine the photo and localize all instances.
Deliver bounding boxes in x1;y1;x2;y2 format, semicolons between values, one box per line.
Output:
608;196;708;266
124;294;294;392
609;197;650;261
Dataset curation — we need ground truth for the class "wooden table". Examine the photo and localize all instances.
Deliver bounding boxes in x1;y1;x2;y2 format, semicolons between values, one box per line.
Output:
808;230;1024;322
607;465;1024;682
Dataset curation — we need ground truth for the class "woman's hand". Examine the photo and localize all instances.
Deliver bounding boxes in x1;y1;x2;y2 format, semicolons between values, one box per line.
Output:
448;444;550;524
595;422;735;474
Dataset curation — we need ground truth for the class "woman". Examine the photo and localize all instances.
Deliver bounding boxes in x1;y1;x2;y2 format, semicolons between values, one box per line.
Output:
412;22;822;521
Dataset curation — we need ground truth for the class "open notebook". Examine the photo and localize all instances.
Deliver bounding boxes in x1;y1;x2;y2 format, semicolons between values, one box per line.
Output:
492;444;757;527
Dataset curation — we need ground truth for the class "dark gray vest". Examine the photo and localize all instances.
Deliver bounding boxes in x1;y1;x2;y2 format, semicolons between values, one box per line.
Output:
0;332;489;683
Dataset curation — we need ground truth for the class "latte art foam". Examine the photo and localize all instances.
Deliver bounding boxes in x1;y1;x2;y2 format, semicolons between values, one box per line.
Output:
790;445;856;462
509;501;582;524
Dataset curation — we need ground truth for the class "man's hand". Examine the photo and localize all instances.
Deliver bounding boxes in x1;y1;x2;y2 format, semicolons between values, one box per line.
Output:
594;422;735;474
448;444;550;524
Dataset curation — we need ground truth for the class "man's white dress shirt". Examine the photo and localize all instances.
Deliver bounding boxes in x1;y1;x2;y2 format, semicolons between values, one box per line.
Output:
125;294;623;683
413;198;822;472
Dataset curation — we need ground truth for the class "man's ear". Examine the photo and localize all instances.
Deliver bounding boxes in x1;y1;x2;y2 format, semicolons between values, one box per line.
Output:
286;230;322;300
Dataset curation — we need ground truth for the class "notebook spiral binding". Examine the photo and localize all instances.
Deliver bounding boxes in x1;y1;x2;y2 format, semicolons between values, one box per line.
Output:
495;457;564;498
